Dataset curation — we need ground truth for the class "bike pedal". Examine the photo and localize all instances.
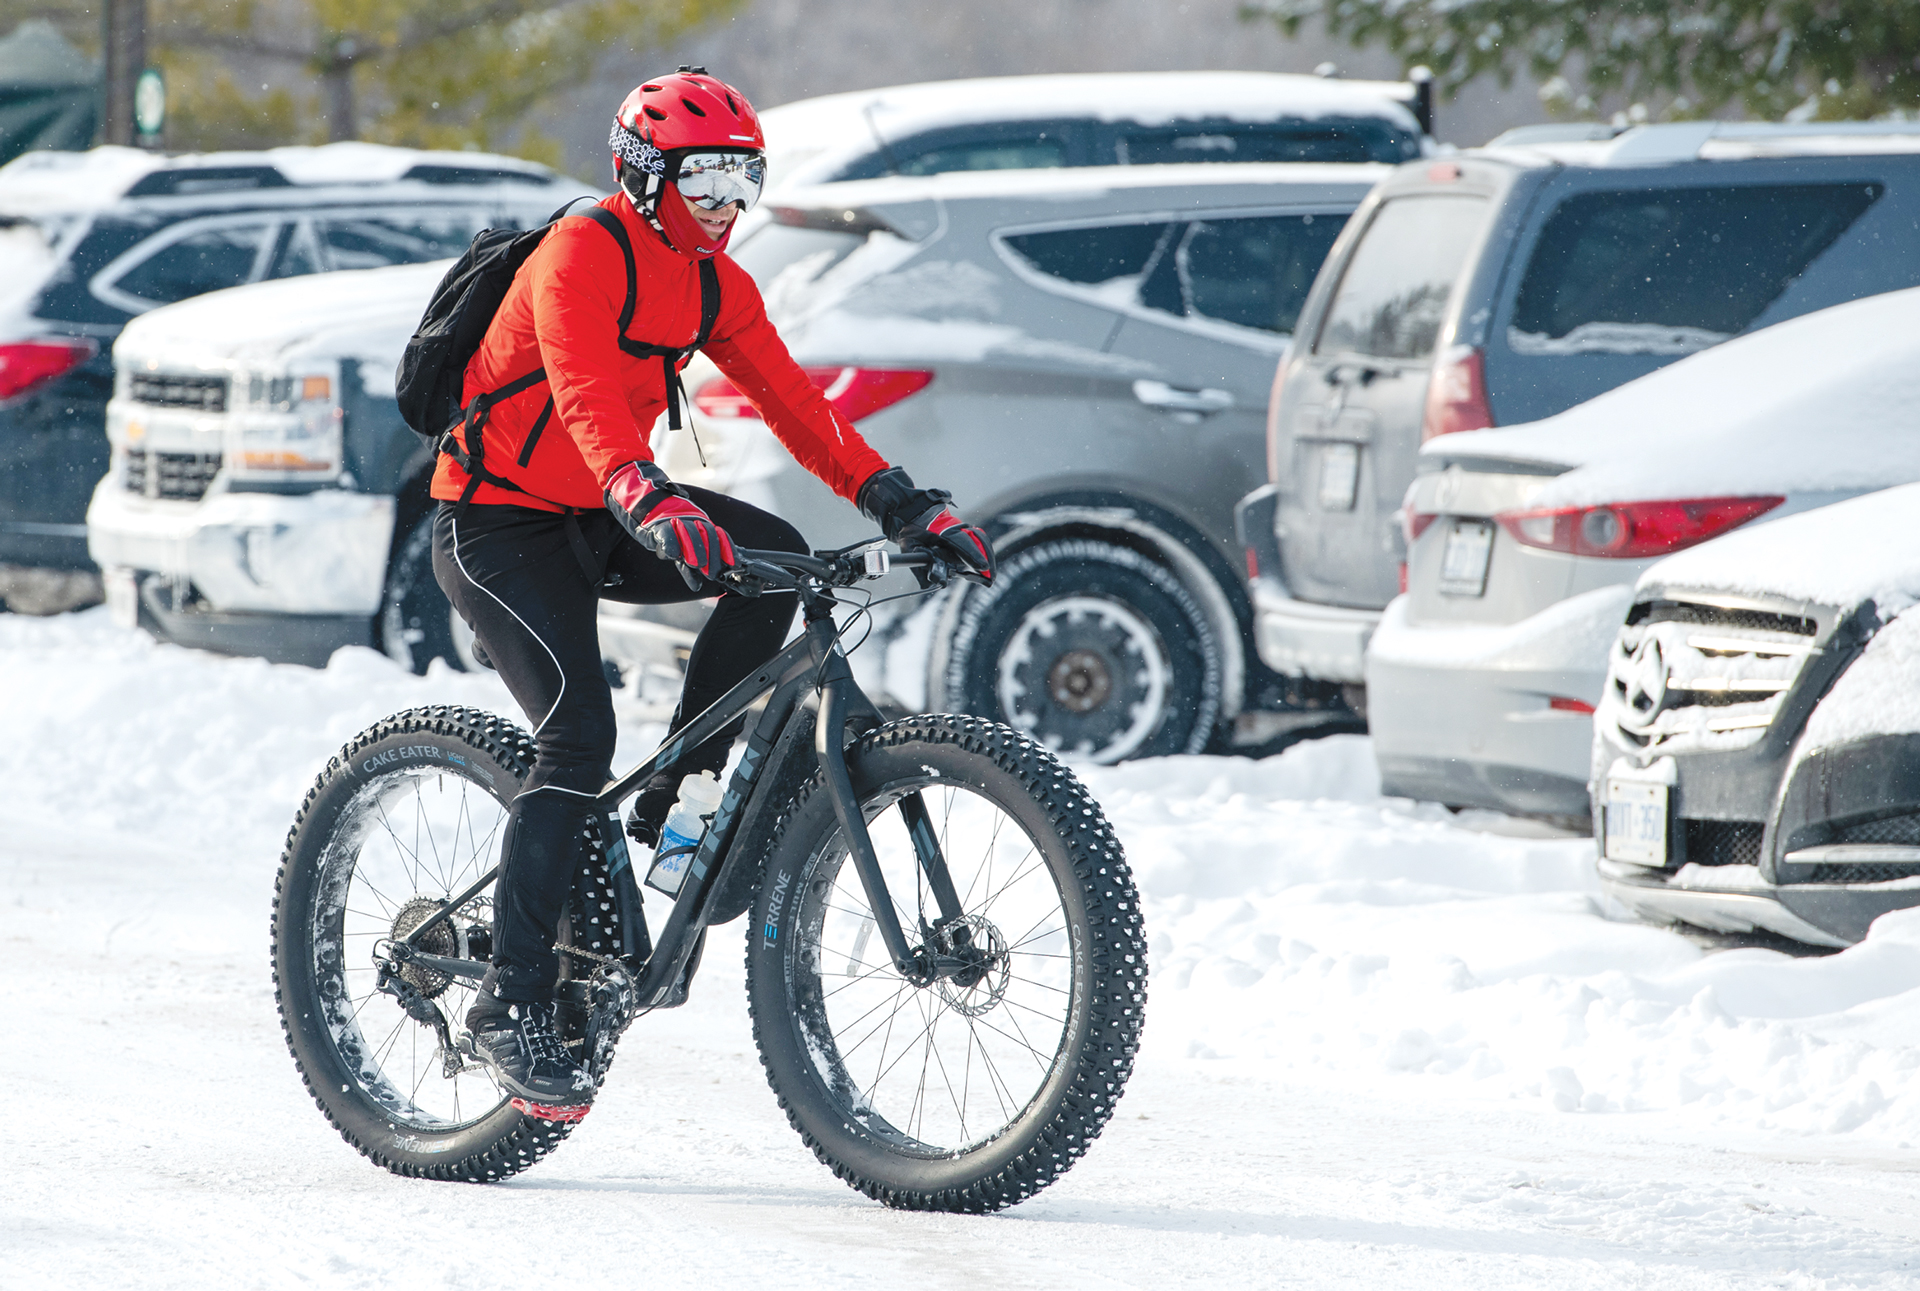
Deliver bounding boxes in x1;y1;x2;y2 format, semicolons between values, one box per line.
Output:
510;1096;591;1124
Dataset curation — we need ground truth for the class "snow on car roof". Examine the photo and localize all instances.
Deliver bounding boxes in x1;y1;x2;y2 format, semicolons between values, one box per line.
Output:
775;159;1390;213
1428;286;1920;509
761;71;1422;189
0;142;556;215
1641;480;1920;615
113;260;447;386
762;71;1422;136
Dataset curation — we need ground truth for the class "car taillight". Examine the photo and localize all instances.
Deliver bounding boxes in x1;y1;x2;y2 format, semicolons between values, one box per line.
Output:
1420;345;1491;443
1548;696;1595;714
0;339;95;401
693;367;933;423
1402;510;1439;545
1494;496;1784;559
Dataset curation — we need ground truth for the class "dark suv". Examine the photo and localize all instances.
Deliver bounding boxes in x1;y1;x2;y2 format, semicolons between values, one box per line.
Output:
1236;122;1920;699
0;143;590;572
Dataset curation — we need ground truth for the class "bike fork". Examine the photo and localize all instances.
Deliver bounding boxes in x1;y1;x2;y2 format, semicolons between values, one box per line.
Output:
815;668;964;983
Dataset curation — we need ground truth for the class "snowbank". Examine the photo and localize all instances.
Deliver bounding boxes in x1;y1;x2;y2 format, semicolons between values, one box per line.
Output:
1429;287;1920;509
5;611;1918;1151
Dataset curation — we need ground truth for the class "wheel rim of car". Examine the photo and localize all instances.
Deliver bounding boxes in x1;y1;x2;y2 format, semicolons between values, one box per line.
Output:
995;594;1168;763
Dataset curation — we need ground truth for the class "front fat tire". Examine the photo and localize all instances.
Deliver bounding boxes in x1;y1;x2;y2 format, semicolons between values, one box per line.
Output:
746;715;1147;1213
271;705;575;1181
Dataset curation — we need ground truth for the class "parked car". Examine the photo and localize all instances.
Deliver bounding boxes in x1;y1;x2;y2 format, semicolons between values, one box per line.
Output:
1366;287;1920;820
0;142;593;573
1237;120;1920;703
757;70;1432;192
1594;482;1920;947
665;161;1385;761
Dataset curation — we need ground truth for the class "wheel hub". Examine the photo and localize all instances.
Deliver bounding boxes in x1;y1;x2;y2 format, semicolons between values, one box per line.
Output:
930;915;1010;1017
996;595;1169;762
391;897;457;999
1046;648;1112;713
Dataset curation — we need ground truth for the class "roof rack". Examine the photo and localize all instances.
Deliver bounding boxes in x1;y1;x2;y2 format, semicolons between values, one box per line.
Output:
124;165;291;196
399;163;552;186
1604;120;1920;167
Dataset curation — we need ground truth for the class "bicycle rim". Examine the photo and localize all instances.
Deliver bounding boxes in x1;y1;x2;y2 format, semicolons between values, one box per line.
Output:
313;766;510;1131
792;778;1078;1155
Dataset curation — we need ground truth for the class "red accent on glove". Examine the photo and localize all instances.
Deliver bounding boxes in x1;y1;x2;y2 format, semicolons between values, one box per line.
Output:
604;461;738;580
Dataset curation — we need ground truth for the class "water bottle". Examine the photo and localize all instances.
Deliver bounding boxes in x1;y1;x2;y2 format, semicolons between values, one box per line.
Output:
644;771;722;896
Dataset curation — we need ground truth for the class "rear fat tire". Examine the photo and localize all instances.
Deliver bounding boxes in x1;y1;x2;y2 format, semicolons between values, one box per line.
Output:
746;715;1147;1212
933;538;1222;762
272;705;608;1181
380;513;476;674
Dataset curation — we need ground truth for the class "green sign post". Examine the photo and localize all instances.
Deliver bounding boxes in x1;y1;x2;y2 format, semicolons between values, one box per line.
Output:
133;67;164;144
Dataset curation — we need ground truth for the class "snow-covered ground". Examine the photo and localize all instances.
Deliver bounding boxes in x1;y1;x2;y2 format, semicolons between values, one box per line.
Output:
5;612;1918;1288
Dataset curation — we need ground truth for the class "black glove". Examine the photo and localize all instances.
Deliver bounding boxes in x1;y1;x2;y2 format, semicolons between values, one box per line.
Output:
857;466;994;586
605;460;738;588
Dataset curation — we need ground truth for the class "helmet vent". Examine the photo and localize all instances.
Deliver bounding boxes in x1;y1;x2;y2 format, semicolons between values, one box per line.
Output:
642;84;662;92
724;93;738;113
644;106;668;121
681;98;707;116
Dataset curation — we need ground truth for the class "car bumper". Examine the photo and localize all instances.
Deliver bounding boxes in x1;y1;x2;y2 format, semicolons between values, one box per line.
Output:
1595;857;1914;948
1249;577;1378;684
87;479;394;616
1364;588;1632;818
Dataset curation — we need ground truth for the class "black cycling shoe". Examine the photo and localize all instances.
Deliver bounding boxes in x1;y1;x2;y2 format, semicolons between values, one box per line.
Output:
463;994;595;1122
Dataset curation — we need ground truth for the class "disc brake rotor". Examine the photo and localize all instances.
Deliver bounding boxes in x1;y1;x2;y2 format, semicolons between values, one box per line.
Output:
931;914;1010;1018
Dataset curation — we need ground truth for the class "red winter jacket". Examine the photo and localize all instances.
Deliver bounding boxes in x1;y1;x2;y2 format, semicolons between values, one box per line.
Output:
431;193;889;512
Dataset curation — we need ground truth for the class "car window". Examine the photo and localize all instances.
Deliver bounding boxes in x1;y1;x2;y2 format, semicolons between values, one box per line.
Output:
1315;195;1489;360
318;210;485;270
1138;213;1348;333
1115;119;1418;166
265;222;321;279
730;224;865;287
895;139;1066;176
1509;183;1882;354
107;221;274;306
1002;221;1173;288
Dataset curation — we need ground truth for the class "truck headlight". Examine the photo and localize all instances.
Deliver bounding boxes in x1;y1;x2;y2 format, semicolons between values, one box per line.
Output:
227;364;343;483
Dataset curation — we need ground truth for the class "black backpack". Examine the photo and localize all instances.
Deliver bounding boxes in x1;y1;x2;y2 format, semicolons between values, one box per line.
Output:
395;199;720;504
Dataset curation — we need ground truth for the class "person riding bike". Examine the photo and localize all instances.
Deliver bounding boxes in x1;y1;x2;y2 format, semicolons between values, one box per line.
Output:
429;68;994;1114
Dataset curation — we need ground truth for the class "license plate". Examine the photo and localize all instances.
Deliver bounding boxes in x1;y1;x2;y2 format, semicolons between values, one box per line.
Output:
1438;520;1493;596
104;568;139;630
1317;442;1359;510
1604;779;1668;866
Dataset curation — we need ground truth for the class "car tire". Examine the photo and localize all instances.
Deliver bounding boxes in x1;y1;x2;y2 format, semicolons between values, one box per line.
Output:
379;512;477;675
931;537;1222;763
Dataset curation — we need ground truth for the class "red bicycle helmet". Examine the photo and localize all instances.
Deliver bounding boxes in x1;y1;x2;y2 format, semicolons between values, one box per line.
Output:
610;66;765;209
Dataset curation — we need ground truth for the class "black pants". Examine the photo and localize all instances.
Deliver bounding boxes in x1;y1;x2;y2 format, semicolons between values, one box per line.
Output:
432;493;804;1001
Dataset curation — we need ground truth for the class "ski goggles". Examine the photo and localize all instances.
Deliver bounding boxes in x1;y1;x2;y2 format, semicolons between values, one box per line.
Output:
673;150;766;212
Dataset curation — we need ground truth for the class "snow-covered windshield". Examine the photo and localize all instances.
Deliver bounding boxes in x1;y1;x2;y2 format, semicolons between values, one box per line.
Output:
729;223;864;288
1508;182;1881;356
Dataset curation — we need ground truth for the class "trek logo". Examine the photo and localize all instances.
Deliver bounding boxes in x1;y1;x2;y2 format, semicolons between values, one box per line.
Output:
361;745;443;773
762;867;792;948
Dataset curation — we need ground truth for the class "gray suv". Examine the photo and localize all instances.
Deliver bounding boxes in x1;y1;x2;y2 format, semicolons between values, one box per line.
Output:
1238;122;1920;701
662;162;1386;761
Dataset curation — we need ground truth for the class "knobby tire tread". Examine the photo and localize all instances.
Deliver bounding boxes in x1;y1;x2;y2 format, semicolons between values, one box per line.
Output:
271;705;578;1183
745;714;1147;1213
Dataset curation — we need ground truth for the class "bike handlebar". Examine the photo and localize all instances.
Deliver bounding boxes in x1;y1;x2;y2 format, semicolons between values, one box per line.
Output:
727;544;949;594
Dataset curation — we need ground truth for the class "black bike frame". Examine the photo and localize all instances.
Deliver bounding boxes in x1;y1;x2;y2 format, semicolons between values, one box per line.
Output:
394;549;966;1009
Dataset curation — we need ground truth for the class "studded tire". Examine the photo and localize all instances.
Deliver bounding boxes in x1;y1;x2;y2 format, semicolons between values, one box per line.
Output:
271;705;617;1182
746;715;1147;1213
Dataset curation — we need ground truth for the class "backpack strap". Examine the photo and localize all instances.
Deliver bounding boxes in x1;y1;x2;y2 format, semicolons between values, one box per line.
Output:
441;204;721;498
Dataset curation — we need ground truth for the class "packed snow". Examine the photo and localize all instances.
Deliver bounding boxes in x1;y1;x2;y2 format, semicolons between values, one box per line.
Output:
1645;481;1920;615
1432;287;1920;510
1803;607;1920;755
5;610;1919;1285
